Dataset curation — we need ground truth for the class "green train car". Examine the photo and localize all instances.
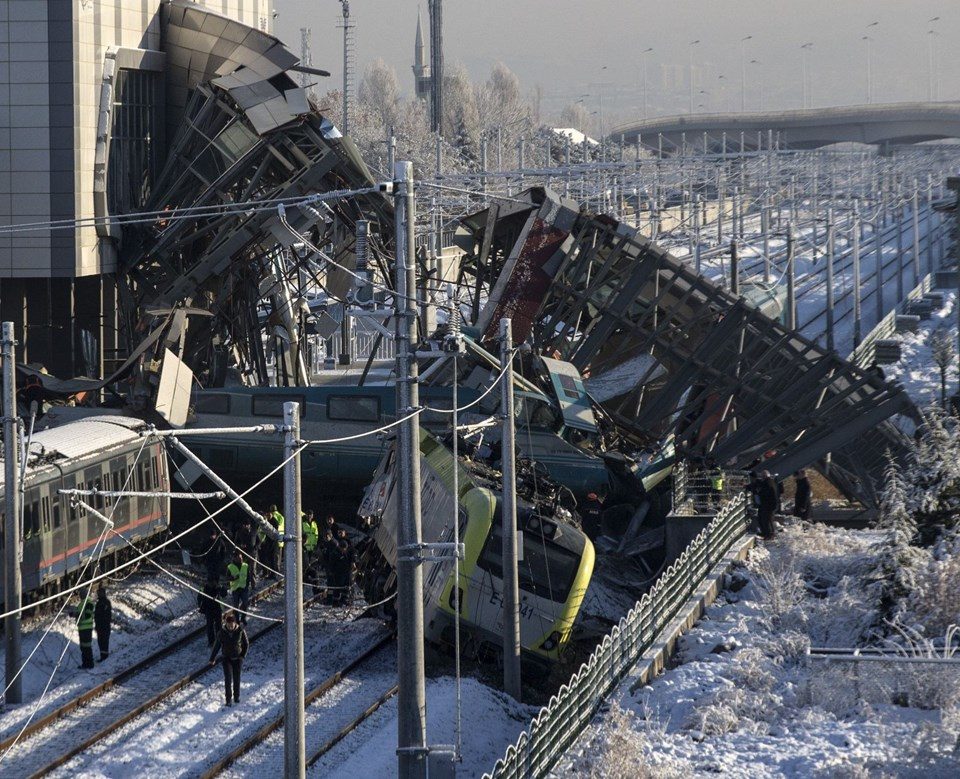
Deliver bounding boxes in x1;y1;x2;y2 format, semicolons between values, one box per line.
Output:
357;429;595;675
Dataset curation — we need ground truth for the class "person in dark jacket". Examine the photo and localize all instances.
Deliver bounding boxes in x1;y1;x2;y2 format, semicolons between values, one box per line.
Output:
204;529;227;582
793;469;812;521
198;579;223;646
94;585;112;661
209;611;249;707
756;470;780;540
580;493;604;540
332;539;355;605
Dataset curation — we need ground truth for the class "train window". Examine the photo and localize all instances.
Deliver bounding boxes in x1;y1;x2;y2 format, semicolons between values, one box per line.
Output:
141;460;153;491
477;523;581;603
327;395;380;422
253;394;306;418
194;393;231;414
151;457;159;490
52;495;61;528
557;375;581;402
41;495;50;532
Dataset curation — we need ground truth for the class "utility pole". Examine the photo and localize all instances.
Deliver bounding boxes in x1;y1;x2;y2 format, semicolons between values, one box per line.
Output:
2;321;22;705
338;1;354;135
394;161;427;779
499;318;521;702
693;193;702;274
875;221;884;325
283;402;305;779
826;208;835;352
853;202;863;347
786;223;797;330
428;0;444;133
912;182;921;284
730;239;740;295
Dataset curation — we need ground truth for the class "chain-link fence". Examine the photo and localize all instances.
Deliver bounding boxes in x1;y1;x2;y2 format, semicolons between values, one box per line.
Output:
672;461;752;516
484;493;749;779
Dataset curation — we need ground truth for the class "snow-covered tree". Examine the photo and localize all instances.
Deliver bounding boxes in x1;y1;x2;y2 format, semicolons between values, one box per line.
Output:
871;456;929;622
358;59;401;130
559;102;591;134
929;328;957;410
906;408;960;543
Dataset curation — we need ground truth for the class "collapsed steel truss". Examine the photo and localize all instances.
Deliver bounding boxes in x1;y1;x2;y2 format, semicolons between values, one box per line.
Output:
459;188;916;505
118;81;392;385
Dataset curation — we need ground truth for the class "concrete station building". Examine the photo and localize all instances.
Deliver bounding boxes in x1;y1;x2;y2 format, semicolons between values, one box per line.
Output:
0;0;273;376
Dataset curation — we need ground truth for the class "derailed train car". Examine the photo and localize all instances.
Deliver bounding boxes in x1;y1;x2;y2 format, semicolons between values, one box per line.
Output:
0;416;170;602
357;429;595;675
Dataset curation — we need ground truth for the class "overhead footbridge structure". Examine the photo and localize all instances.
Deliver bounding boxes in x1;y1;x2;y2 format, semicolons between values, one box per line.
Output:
612;102;960;153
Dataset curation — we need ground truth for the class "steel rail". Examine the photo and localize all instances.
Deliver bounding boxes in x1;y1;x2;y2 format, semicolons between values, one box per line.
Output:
0;579;283;755
19;582;290;779
198;631;396;778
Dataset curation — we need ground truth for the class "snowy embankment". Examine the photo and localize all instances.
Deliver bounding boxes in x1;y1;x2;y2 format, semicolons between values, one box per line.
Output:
556;522;960;778
886;291;959;407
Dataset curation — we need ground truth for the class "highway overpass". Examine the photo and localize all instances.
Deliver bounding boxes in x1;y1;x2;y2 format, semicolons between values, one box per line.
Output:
611;102;960;153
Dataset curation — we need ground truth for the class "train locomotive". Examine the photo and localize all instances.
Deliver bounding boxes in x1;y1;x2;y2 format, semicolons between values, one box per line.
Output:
0;416;170;603
357;428;595;676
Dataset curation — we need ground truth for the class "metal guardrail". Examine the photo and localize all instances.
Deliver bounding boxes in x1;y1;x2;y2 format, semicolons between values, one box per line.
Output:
848;272;934;369
484;493;749;779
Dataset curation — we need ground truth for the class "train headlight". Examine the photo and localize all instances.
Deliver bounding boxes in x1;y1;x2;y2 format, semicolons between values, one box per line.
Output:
540;631;561;651
527;516;541;532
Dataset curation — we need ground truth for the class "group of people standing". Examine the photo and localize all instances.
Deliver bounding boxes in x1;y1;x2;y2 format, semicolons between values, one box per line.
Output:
195;508;357;707
746;467;812;540
74;585;112;669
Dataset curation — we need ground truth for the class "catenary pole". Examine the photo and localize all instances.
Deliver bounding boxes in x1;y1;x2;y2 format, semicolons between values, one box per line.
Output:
2;321;22;705
394;161;428;779
499;317;522;701
786;223;797;330
283;401;305;779
826;208;836;352
853;202;863;347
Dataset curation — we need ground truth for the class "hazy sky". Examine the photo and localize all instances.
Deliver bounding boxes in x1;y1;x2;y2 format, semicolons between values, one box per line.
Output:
275;1;959;123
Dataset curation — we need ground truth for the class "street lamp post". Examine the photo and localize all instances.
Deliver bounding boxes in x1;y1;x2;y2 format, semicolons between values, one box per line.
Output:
801;43;813;108
749;60;762;111
739;35;752;113
689;40;700;114
928;17;940;101
863;21;878;104
641;47;653;119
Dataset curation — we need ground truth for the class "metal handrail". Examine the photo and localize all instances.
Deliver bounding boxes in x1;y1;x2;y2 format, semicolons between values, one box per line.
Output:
484;493;749;779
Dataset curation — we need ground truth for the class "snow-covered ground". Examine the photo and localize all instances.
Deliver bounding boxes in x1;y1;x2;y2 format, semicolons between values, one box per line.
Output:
556;522;960;778
0;566;214;739
309;676;537;779
886;290;959;407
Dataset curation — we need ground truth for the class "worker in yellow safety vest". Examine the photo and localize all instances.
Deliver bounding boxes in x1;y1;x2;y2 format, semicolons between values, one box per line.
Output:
303;510;319;561
227;552;251;624
74;594;96;668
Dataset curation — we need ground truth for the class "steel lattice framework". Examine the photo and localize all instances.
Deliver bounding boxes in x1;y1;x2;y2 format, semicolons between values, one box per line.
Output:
119;82;392;385
461;188;916;505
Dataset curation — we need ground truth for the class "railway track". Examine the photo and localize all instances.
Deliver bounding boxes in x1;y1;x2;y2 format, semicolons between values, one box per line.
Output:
0;579;283;758
30;603;390;778
0;581;286;778
202;632;397;778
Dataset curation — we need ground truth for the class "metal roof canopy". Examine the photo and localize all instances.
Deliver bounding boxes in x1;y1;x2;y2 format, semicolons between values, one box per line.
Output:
461;188;916;506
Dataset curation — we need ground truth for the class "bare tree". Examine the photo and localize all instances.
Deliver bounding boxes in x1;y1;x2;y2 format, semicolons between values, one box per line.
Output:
929;328;957;410
559;102;591;133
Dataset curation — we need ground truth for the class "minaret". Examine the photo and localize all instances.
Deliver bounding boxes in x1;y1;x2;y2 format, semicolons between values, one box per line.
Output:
412;7;432;102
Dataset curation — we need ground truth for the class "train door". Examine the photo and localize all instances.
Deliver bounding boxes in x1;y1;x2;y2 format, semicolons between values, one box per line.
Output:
49;474;67;580
21;487;42;592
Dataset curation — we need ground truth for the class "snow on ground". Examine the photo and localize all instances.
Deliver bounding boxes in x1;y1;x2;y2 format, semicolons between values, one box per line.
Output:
0;565;214;737
886;291;959;407
46;612;388;778
556;522;960;778
309;676;537;779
